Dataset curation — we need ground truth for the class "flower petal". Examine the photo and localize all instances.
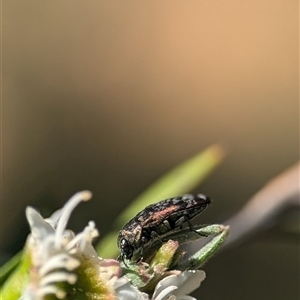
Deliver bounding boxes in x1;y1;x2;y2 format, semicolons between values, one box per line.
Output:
175;296;197;300
152;275;178;298
55;191;92;248
152;270;205;300
26;207;55;241
154;285;178;300
174;270;206;296
115;279;147;300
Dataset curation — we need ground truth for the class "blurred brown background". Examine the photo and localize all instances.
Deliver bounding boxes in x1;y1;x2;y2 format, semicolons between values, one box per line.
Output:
2;1;299;299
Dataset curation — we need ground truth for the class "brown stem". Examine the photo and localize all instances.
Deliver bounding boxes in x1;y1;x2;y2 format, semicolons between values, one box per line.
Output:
224;162;299;246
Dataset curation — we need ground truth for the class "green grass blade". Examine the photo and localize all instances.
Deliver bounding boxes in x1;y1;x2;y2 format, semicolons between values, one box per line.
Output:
0;249;31;300
0;252;21;286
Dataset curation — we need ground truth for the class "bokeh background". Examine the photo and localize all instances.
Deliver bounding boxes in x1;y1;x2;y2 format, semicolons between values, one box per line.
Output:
2;1;299;299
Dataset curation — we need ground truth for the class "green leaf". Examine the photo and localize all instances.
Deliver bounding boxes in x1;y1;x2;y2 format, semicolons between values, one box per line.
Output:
0;252;21;286
0;248;31;300
182;225;230;270
142;224;227;259
149;240;179;270
97;144;225;258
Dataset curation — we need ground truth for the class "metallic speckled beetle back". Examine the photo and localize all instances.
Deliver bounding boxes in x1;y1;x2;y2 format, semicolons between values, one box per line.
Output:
117;194;211;262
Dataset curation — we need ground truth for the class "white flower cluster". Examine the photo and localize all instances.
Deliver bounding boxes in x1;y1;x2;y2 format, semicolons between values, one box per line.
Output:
21;191;205;300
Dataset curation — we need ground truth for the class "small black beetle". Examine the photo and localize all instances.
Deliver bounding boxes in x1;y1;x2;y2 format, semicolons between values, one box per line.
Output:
117;194;211;262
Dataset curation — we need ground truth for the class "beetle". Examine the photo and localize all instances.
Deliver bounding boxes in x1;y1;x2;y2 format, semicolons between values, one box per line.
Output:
117;194;211;262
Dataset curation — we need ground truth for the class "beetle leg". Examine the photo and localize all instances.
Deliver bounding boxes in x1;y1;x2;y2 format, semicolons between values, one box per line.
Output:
150;230;164;243
119;254;129;268
185;217;208;236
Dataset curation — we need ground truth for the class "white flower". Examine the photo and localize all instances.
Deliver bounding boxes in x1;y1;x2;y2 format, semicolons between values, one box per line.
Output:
22;191;119;300
114;270;206;300
152;270;206;300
